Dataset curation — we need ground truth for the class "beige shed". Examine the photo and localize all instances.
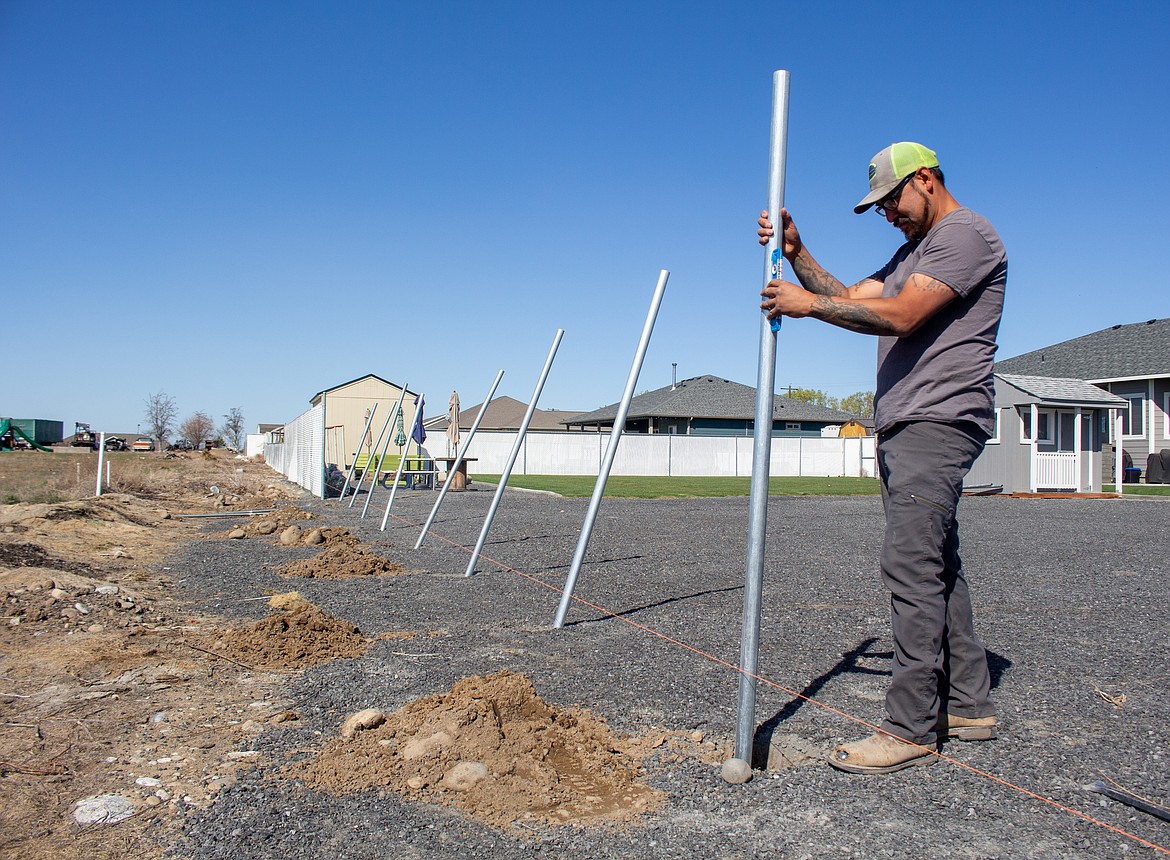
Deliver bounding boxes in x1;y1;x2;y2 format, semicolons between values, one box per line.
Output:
309;374;420;469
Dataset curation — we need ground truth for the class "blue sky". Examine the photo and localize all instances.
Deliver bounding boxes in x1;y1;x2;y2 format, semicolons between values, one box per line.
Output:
3;1;1167;435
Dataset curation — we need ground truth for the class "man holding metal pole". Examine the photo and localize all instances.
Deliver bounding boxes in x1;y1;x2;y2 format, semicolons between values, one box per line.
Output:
757;142;1006;774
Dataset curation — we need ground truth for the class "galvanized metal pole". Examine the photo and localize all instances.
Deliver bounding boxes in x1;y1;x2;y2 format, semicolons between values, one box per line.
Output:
361;386;409;518
465;330;565;577
339;403;377;501
380;392;423;531
729;70;789;780
95;433;106;497
414;369;505;549
552;269;669;629
352;401;396;509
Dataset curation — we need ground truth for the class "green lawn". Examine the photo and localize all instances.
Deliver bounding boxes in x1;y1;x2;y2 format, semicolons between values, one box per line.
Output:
470;474;880;498
1102;484;1170;496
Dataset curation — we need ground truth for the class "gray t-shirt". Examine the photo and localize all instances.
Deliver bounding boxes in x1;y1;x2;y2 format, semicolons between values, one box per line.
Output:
870;207;1007;436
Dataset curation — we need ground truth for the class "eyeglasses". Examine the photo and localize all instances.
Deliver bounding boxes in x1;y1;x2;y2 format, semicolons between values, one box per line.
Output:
874;173;915;217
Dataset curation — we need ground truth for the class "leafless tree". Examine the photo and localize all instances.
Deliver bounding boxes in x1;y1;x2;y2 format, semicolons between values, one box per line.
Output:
144;392;177;451
178;412;215;449
220;407;246;451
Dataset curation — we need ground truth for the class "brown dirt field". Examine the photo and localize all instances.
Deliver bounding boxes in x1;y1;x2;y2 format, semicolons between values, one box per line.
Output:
0;451;714;858
0;451;307;859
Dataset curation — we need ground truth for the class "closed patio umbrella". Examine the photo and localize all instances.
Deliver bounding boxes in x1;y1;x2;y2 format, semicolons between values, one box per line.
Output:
447;390;460;456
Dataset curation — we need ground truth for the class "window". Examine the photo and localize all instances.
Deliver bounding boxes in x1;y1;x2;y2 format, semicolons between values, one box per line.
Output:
785;422;801;431
1019;408;1054;443
1120;394;1145;438
986;409;1001;444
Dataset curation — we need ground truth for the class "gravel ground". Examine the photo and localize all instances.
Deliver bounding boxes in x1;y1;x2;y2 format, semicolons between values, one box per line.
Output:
168;485;1170;859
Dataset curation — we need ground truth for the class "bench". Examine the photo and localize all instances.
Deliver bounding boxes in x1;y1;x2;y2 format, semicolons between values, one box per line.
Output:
352;454;437;490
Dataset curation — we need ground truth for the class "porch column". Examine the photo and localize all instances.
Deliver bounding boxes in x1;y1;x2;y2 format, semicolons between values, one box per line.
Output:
1029;403;1038;493
1115;410;1124;496
1074;406;1083;492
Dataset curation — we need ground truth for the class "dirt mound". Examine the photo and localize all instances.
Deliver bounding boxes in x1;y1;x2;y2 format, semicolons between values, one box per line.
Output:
0;540;96;576
280;543;407;579
289;670;665;829
210;505;314;540
248;505;314;534
207;599;369;670
315;527;361;547
0;494;182;572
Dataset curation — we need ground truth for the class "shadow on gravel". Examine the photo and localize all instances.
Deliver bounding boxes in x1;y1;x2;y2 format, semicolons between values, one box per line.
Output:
752;637;883;766
482;533;556;546
751;642;1015;766
560;584;743;626
537;554;645;573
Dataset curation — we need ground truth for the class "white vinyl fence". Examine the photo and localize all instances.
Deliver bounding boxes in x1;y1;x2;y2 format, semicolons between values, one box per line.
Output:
450;431;875;478
264;404;326;497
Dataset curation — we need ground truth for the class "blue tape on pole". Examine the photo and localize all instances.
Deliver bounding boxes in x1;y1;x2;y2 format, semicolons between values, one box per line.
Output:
769;248;783;332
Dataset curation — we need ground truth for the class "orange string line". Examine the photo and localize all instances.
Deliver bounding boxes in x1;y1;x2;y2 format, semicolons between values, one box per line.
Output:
385;511;1170;856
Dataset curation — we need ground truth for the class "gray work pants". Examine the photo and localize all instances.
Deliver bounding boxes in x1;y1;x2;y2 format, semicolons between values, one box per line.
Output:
876;421;995;745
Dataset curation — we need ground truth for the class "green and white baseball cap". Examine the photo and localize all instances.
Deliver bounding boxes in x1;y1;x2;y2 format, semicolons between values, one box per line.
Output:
853;142;939;214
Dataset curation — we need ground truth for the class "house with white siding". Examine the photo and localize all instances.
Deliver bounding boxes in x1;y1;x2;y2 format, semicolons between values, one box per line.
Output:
994;318;1170;482
966;374;1127;493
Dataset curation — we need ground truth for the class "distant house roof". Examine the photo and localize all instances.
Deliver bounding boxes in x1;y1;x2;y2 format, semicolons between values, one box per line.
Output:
565;375;860;426
996;373;1128;408
308;374;416;405
995;318;1170;381
426;396;584;432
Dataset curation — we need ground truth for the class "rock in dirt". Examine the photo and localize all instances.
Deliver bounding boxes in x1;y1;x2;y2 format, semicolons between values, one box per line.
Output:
72;794;136;825
227;528;246;540
279;525;303;545
303;528;325;546
341;708;386;738
442;761;489;791
255;520;278;535
267;591;310;611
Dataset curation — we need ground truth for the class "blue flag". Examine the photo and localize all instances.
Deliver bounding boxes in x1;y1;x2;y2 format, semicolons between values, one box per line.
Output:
410;395;426;446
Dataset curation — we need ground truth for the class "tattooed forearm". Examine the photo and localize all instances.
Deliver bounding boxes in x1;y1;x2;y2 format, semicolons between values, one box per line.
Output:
791;257;849;297
809;296;900;335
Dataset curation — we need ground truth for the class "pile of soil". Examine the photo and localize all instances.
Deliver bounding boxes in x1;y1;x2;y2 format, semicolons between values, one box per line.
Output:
279;543;407;579
300;526;361;547
213;505;314;540
206;596;369;670
289;670;665;829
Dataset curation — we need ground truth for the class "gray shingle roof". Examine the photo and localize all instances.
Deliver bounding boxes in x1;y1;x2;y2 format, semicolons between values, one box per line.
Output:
996;373;1128;406
426;396;584;432
564;375;859;425
995;318;1170;380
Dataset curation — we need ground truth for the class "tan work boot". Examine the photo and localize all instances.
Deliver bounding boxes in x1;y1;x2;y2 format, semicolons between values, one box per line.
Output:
938;712;997;741
827;732;937;774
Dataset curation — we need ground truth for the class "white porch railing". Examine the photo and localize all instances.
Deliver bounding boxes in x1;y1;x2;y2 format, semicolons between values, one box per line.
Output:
1034;451;1078;490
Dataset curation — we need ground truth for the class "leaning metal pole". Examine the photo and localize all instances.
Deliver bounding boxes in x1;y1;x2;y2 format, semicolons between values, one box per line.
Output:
379;392;423;531
339;403;377;501
361;386;409;518
465;329;565;577
414;369;505;549
552;269;669;629
728;70;790;782
351;397;396;509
